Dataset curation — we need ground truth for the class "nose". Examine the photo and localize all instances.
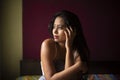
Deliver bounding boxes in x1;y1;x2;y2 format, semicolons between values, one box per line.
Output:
53;28;58;35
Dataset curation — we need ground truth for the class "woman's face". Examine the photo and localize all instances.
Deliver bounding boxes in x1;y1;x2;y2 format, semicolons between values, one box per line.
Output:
52;17;66;42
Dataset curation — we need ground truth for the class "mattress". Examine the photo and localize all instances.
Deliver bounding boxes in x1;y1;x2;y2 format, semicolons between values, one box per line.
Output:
18;60;120;80
16;74;118;80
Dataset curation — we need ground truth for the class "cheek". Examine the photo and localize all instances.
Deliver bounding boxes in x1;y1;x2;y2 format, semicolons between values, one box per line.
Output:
59;30;66;38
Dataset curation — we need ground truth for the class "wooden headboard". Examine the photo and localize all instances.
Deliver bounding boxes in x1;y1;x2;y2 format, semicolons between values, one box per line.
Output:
20;60;120;76
20;60;42;76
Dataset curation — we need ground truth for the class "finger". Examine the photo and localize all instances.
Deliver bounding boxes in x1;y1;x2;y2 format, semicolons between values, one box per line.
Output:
70;27;76;37
64;30;68;37
66;27;71;37
70;27;73;32
64;30;69;39
68;27;75;38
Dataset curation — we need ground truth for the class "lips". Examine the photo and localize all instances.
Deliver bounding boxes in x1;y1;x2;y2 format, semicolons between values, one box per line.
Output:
53;35;59;39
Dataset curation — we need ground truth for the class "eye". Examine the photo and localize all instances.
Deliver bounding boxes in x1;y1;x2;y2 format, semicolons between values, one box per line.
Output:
58;26;63;29
57;25;65;29
53;24;66;30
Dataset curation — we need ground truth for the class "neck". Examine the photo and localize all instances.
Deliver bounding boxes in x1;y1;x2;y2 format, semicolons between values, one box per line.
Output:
57;42;66;60
58;42;65;49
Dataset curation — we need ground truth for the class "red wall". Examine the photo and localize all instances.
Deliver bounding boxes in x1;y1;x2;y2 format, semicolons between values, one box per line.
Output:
23;0;120;61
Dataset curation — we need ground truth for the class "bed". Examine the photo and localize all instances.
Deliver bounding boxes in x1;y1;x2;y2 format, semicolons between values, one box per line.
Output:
16;60;120;80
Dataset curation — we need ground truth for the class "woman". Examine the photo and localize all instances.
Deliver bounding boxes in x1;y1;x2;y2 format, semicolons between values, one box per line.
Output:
39;10;89;80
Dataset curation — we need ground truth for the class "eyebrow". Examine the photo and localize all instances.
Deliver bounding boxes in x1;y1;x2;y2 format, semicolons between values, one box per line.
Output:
54;24;66;27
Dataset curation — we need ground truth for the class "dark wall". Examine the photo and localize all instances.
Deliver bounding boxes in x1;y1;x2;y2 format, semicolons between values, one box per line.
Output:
23;0;120;61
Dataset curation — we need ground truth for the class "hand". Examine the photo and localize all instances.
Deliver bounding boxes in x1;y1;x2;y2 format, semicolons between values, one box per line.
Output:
64;27;76;50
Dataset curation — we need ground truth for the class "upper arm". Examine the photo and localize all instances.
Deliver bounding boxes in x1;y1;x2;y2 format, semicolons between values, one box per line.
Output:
40;39;56;79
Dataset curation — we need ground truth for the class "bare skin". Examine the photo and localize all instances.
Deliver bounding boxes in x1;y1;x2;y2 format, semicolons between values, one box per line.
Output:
40;17;87;80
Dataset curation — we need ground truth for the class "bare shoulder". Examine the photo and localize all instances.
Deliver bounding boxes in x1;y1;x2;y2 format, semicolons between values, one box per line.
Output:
41;38;55;46
41;38;56;60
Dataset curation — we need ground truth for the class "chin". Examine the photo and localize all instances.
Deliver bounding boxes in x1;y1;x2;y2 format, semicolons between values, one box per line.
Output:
54;39;65;43
53;38;58;41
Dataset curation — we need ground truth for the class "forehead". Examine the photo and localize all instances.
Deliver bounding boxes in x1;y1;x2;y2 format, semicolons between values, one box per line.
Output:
54;17;65;24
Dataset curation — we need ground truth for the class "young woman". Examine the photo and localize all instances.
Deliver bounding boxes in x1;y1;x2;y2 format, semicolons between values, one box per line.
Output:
39;10;89;80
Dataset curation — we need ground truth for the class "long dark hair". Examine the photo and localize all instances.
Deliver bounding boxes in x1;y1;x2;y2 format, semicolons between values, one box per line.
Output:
48;10;90;63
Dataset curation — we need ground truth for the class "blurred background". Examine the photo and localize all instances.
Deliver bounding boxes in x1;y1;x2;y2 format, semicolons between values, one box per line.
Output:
0;0;120;80
1;0;22;80
23;0;120;61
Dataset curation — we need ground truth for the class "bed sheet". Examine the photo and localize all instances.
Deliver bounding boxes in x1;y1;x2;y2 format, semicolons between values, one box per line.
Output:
16;74;118;80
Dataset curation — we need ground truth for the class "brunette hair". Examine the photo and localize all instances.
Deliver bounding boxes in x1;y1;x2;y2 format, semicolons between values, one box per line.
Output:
48;10;90;63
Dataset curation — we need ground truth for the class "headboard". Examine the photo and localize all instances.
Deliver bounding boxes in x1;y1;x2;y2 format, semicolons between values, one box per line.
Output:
20;60;42;76
20;60;120;76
